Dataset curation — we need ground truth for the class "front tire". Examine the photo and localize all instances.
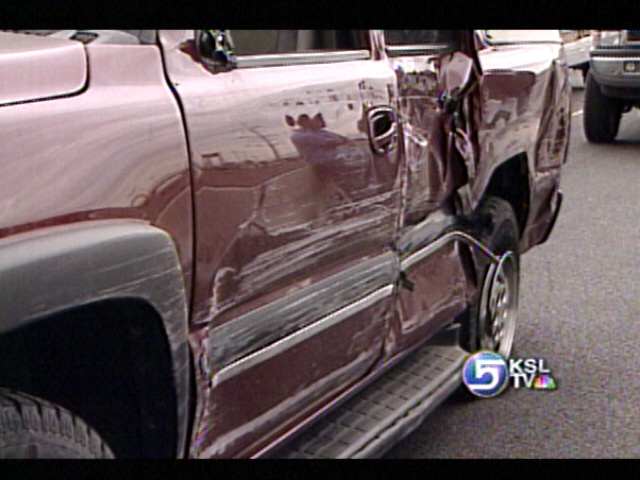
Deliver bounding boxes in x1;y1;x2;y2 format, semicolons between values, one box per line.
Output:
463;196;520;359
454;197;520;401
584;71;623;143
0;389;114;458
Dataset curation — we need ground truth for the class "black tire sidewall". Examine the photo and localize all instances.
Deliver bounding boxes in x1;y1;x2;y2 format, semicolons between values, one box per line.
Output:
584;71;622;143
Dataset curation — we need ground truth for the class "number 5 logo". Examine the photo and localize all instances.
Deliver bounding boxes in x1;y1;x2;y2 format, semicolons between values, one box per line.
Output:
470;359;505;390
462;351;509;397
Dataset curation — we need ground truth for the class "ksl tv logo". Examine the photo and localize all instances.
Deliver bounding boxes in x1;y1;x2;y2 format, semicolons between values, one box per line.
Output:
462;351;557;398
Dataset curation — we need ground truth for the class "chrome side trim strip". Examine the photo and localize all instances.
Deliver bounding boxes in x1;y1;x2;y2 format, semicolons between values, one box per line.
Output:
489;40;562;45
401;231;497;272
211;284;395;387
206;252;398;371
386;44;451;56
591;57;640;62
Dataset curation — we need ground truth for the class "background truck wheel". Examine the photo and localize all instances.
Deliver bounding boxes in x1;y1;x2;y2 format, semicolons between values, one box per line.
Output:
0;389;114;458
583;71;623;143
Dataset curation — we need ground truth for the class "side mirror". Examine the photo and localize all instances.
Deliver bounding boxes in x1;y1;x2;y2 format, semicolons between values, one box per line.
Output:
194;30;237;71
438;52;477;114
474;30;491;50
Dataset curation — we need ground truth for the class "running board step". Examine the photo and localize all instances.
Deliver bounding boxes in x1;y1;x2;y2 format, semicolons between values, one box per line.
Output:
270;338;469;458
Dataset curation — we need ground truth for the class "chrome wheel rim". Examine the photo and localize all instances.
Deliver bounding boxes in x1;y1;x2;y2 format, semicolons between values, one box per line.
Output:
479;251;518;358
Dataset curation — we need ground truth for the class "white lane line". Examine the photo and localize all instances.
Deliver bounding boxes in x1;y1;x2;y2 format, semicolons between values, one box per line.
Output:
572;110;583;117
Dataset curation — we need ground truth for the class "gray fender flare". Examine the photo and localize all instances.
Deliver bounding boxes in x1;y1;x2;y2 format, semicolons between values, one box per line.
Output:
0;220;190;458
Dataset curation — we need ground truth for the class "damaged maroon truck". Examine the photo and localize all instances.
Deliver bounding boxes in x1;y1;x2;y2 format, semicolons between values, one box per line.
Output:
0;30;569;458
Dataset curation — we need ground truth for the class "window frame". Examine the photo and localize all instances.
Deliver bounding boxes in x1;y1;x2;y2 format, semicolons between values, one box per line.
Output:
225;30;372;69
235;50;370;69
383;30;462;57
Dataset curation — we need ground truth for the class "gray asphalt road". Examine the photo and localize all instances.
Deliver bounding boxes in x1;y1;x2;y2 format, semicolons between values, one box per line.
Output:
384;88;640;458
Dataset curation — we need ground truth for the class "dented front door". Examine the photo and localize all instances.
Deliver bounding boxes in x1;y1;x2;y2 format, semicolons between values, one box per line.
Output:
159;30;402;457
382;30;481;356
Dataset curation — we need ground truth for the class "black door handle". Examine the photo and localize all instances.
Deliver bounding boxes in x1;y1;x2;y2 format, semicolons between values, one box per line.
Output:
367;106;397;155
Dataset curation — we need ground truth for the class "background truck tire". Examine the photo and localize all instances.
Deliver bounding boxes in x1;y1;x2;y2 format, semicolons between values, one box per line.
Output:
584;71;623;143
0;389;114;458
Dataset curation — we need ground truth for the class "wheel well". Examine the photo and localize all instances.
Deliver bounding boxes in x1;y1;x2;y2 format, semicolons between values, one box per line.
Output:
0;298;178;458
483;154;530;237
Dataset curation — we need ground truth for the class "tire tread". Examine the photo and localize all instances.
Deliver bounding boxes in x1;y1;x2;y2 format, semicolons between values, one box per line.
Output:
0;389;114;458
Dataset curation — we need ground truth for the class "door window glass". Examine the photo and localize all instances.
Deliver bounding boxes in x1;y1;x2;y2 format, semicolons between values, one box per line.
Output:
229;30;366;55
384;30;460;56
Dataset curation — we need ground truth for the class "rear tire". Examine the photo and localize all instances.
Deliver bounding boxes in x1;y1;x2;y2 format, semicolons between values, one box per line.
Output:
584;71;623;143
0;389;114;458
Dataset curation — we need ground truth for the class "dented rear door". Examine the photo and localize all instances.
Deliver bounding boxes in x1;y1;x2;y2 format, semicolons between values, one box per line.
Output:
159;30;403;457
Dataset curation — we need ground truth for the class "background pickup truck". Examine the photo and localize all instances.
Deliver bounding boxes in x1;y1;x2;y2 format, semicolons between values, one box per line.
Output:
0;30;569;458
583;30;640;142
558;30;619;77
